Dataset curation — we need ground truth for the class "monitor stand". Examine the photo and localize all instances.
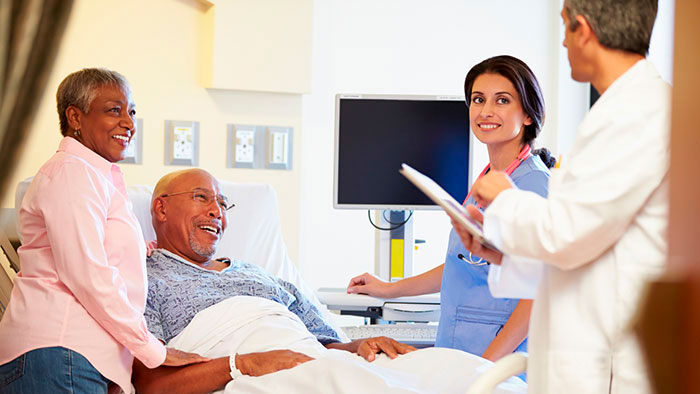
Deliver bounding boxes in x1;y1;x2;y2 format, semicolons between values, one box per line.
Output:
375;210;414;282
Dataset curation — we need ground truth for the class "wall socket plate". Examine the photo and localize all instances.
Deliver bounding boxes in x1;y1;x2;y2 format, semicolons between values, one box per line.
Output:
226;124;293;170
266;126;293;170
120;118;143;164
164;120;199;166
227;124;263;169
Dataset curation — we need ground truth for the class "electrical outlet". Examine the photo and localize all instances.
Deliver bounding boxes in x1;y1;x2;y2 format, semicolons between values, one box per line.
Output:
227;124;260;169
173;127;194;160
165;120;199;166
270;131;288;164
226;124;292;170
120;118;143;164
235;129;255;163
266;127;293;170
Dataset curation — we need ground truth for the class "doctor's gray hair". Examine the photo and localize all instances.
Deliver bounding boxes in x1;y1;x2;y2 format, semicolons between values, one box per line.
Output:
56;68;132;135
564;0;658;56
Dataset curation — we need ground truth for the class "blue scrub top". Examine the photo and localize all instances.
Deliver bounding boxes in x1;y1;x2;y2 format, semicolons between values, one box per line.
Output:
435;154;550;356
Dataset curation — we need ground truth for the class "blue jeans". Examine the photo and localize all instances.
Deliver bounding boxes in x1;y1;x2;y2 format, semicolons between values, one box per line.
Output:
0;347;110;393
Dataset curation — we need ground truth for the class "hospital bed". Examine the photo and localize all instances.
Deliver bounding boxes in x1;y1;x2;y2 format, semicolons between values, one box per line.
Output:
5;177;526;393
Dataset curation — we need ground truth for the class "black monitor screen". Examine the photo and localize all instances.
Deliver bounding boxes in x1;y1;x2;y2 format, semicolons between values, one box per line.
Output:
334;95;470;210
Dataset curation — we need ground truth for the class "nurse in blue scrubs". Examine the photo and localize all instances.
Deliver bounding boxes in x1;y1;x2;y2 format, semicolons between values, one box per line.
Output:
347;55;555;361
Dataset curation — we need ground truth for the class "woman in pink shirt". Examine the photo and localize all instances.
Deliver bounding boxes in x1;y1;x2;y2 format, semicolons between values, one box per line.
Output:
0;69;206;393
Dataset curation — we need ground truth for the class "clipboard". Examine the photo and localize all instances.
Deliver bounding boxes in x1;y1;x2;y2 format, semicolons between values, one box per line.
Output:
399;163;500;252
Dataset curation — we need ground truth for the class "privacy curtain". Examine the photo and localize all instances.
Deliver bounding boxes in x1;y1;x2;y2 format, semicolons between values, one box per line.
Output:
0;0;73;202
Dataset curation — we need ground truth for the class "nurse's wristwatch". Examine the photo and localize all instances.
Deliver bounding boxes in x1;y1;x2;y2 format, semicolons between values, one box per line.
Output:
230;354;244;380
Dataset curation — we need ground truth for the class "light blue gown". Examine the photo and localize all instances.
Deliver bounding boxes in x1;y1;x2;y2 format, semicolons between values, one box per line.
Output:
435;155;550;356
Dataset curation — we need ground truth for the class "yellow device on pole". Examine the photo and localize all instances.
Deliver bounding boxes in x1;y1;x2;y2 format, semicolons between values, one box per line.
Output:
390;238;404;279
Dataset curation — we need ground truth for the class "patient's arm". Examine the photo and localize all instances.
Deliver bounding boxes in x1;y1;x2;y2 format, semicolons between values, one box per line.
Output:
326;336;416;362
133;350;314;394
133;357;230;394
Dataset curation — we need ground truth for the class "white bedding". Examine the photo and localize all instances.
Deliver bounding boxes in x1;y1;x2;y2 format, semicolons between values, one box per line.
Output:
168;296;527;394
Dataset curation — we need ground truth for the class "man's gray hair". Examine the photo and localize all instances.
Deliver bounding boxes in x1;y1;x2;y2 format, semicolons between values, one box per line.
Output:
56;68;132;135
565;0;658;56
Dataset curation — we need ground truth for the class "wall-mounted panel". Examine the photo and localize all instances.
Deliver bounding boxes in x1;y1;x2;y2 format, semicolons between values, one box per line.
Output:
202;0;313;94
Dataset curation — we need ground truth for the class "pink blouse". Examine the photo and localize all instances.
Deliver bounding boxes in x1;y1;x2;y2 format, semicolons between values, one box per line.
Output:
0;137;166;392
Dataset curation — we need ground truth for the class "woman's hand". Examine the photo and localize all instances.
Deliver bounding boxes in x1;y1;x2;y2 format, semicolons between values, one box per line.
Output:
347;272;395;298
145;240;158;257
162;348;211;367
451;205;503;265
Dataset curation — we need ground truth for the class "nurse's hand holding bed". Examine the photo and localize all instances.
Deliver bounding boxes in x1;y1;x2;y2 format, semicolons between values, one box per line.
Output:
347;272;397;297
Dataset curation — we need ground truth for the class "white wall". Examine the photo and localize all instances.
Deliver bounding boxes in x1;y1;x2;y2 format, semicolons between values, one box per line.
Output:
298;0;677;295
4;0;305;261
649;0;676;84
299;0;563;292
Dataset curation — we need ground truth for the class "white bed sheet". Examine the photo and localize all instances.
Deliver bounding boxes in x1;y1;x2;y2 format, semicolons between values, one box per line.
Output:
169;296;527;394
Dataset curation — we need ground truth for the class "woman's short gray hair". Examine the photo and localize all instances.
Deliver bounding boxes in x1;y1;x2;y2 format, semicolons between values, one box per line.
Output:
56;68;132;135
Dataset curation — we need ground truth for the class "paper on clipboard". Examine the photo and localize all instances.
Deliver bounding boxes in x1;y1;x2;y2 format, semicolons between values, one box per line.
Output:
399;163;500;252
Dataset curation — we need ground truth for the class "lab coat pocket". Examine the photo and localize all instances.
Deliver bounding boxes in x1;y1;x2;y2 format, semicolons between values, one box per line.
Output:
452;306;510;354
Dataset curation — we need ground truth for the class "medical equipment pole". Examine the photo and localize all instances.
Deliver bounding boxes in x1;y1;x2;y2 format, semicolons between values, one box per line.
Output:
375;210;414;282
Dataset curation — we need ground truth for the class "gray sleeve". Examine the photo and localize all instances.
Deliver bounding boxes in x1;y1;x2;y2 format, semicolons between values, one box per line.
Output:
144;278;165;343
277;278;341;345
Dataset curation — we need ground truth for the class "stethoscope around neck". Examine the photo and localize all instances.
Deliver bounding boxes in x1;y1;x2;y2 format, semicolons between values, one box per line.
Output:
458;253;488;266
457;144;531;267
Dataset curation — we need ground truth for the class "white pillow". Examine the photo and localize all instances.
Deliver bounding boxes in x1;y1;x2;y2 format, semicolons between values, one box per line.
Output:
129;182;302;290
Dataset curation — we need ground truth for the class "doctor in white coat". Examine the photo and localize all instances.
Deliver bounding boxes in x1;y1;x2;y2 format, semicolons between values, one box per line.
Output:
453;0;670;393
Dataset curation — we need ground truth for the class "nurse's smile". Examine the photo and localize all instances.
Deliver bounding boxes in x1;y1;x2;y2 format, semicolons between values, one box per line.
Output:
477;122;501;131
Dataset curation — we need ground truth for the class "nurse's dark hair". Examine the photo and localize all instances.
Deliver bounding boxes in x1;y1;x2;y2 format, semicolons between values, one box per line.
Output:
56;68;132;136
564;0;657;56
464;55;556;169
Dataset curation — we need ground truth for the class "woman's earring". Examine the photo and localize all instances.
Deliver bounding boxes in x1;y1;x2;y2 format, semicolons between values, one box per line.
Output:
74;128;81;137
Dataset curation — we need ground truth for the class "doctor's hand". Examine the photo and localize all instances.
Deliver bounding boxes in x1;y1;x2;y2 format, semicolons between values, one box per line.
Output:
327;337;416;362
347;272;397;298
162;347;211;367
234;350;314;377
470;171;516;207
451;206;503;265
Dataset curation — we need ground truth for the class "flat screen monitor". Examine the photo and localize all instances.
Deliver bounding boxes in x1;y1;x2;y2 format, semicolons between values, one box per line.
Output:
334;94;471;210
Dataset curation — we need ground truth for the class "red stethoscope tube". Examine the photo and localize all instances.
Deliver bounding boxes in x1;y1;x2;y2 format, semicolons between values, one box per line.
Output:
463;144;531;208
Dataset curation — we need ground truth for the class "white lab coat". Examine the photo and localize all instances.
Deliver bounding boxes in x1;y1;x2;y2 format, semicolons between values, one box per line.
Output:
483;59;670;394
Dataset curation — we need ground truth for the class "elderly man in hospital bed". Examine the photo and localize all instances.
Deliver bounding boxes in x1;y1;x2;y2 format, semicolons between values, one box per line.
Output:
132;169;526;394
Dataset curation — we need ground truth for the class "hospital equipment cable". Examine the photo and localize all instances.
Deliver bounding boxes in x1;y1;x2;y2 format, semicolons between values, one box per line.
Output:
367;210;414;231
